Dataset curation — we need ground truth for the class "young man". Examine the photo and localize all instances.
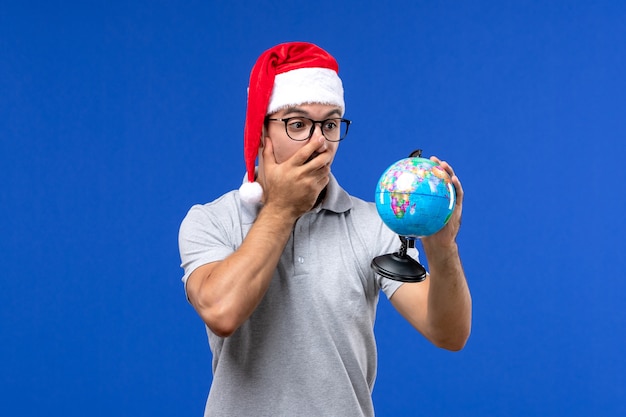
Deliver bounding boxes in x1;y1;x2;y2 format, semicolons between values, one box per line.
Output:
179;42;471;417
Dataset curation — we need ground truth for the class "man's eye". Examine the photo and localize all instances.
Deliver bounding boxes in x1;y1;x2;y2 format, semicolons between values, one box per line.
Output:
287;120;307;130
324;120;338;130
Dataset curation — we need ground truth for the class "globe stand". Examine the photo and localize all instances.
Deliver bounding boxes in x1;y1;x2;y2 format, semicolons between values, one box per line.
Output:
371;236;427;283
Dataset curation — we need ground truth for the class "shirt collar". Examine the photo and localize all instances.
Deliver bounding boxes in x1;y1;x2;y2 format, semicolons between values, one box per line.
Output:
316;173;353;214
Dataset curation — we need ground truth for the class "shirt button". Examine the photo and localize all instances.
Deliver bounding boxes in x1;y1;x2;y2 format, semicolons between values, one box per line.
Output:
298;256;305;264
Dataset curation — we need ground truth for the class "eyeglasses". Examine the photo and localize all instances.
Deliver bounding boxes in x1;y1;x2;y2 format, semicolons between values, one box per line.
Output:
266;117;351;142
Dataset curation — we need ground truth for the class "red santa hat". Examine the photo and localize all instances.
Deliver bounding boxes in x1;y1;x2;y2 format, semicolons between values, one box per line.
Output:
239;42;345;204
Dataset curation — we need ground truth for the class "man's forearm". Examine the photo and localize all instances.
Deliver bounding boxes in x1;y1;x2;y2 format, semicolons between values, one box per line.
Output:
422;242;472;350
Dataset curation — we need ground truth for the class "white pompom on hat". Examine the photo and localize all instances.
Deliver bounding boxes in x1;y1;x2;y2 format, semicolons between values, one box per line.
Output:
238;42;345;204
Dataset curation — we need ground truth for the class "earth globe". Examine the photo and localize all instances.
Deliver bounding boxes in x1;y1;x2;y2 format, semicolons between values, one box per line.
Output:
371;150;456;282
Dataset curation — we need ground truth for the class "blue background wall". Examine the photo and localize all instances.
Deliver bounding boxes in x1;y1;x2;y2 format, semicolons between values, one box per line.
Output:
2;1;625;415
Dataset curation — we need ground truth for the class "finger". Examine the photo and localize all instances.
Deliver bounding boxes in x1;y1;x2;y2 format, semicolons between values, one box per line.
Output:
317;172;331;188
290;137;327;166
440;160;455;178
308;149;333;170
431;155;463;204
432;157;457;180
430;156;450;175
452;175;464;205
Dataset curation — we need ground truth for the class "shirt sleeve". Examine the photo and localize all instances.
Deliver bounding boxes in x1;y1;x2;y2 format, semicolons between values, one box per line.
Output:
374;222;423;299
178;203;237;298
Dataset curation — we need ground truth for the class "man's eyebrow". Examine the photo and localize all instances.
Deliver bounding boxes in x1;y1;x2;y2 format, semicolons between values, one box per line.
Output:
280;107;308;117
323;108;343;118
280;106;343;118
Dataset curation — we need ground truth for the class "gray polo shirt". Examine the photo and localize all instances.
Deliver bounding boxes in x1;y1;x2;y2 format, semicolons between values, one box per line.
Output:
179;174;418;417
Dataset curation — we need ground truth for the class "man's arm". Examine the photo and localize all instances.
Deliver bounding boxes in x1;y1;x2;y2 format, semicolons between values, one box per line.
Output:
389;157;472;351
186;136;331;337
185;205;295;338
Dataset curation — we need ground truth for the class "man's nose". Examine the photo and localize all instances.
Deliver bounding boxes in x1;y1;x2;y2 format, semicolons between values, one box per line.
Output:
311;122;326;141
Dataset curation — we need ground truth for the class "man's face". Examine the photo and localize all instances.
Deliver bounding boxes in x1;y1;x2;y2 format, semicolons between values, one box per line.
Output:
261;103;342;165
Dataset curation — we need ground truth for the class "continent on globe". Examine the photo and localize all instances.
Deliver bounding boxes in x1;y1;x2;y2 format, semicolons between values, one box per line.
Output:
375;157;456;238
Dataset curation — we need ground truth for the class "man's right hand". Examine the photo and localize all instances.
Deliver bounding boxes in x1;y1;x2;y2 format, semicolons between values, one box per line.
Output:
258;136;332;219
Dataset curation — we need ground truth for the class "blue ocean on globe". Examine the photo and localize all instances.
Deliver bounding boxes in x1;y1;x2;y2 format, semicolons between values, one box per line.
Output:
375;157;456;237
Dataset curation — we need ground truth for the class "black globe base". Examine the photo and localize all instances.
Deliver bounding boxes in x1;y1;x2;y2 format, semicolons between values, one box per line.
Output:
371;236;427;282
371;253;427;282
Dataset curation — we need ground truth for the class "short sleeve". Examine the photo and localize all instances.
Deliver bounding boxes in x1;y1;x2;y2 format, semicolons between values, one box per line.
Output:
373;222;422;299
178;201;239;297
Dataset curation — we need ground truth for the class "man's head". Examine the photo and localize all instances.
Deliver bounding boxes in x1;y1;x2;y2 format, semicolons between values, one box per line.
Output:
239;42;345;203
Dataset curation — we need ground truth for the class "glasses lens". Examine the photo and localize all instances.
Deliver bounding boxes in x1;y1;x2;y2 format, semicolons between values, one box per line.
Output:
284;118;313;141
323;119;349;142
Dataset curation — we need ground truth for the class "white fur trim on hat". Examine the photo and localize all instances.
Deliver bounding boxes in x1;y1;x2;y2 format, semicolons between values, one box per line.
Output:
267;67;345;115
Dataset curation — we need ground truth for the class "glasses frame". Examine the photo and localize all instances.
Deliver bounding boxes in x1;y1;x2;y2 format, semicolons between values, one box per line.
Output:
266;117;351;142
